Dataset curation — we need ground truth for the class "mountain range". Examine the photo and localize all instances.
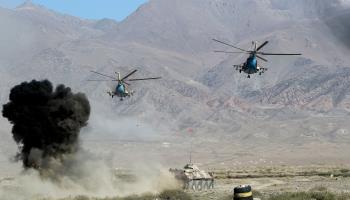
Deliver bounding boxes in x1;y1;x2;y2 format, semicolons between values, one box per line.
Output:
1;0;350;167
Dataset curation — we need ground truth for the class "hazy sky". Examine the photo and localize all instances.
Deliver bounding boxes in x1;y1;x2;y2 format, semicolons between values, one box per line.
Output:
0;0;148;21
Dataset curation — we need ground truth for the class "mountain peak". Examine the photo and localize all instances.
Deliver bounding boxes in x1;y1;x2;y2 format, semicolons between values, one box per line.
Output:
16;0;45;11
17;0;34;8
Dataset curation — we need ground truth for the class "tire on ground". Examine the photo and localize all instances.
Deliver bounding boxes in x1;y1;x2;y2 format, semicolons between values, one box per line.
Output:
233;185;253;200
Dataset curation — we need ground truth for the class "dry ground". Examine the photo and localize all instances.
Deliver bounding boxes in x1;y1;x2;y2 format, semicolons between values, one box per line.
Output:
190;165;350;200
2;165;350;200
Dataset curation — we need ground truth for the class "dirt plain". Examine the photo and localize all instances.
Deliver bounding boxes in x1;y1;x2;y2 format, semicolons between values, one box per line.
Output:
189;165;350;199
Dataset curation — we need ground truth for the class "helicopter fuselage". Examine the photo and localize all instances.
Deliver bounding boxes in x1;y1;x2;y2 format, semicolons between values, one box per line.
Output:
89;69;160;100
243;55;258;74
116;83;128;96
107;82;131;100
235;54;266;78
214;39;300;78
113;83;130;98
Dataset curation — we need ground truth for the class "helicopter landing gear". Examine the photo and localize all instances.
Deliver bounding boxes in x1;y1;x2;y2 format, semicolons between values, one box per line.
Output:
120;98;123;101
247;75;250;78
107;91;114;98
239;70;242;73
259;72;262;75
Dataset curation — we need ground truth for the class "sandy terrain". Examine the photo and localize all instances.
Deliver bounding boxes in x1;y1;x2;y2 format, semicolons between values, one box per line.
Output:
190;166;350;199
1;163;350;200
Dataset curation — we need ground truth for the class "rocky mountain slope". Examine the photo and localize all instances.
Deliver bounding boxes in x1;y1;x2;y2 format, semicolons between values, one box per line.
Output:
0;0;350;143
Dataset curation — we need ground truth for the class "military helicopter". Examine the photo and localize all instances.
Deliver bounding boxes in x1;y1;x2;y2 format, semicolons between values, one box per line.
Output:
213;39;302;78
88;69;161;100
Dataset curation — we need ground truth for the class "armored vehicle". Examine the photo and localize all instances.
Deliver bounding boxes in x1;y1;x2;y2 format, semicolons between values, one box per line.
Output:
170;163;214;191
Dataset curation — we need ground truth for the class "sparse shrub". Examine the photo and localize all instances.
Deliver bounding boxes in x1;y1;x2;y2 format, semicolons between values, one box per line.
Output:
340;168;350;174
265;168;273;173
267;191;350;200
311;191;336;200
338;193;350;200
122;194;155;200
253;190;263;198
220;194;233;200
339;169;350;177
158;189;192;200
268;191;314;200
219;194;233;200
310;186;328;192
73;196;90;200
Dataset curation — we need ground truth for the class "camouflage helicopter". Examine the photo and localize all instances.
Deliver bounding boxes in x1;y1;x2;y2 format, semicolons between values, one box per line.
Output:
213;39;301;78
88;69;161;100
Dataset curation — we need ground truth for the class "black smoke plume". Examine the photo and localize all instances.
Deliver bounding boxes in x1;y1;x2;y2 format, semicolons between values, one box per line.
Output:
2;80;90;170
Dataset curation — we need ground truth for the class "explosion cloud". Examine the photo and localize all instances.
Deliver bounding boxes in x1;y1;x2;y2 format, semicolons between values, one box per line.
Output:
2;80;90;170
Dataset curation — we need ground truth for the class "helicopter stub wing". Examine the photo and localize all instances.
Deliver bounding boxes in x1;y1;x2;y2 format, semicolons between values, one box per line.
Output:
233;64;243;71
257;64;268;72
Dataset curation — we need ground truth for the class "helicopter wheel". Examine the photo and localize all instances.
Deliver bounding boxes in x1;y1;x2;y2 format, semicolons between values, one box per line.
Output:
247;75;250;78
120;98;123;101
239;70;242;73
259;72;262;75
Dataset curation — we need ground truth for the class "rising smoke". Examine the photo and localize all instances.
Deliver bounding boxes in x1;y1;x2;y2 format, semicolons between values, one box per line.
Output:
2;79;90;170
0;80;179;199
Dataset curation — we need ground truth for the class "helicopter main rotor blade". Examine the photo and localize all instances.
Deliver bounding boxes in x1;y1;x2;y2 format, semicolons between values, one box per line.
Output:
214;50;250;54
256;55;268;62
127;77;162;81
258;52;302;56
121;70;138;81
123;81;130;86
90;71;116;80
256;41;269;51
87;79;118;81
212;39;248;52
